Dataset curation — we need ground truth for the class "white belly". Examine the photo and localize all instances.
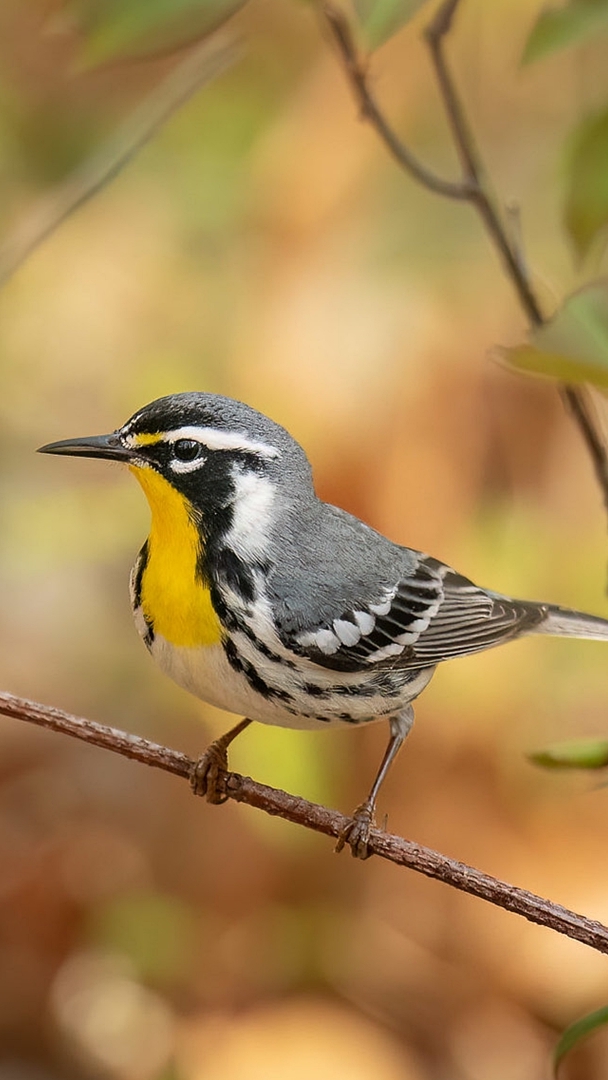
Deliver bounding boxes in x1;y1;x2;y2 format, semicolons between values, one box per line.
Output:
149;634;326;728
148;632;435;731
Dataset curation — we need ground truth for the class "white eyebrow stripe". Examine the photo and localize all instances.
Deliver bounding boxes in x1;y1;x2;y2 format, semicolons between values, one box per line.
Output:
130;425;280;459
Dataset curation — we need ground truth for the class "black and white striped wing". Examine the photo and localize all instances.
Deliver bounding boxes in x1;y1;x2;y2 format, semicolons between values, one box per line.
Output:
287;556;544;673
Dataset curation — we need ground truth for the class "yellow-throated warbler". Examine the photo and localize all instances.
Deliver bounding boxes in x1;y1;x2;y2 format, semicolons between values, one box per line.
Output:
39;393;608;856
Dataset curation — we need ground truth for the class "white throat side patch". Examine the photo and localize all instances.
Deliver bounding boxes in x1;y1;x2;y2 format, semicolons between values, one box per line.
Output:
228;468;276;560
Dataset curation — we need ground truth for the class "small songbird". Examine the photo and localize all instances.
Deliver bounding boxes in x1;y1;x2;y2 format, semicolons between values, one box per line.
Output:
39;393;608;856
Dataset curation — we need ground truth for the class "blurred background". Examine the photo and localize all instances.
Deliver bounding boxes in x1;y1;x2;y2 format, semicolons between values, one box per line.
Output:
1;0;608;1076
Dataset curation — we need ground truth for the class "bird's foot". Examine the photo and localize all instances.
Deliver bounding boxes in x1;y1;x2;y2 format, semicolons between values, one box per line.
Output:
335;802;376;860
189;718;252;804
190;740;230;804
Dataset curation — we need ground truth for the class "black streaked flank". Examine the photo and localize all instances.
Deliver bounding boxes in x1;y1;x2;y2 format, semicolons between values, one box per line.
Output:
302;682;330;698
209;584;239;632
143;620;155;650
131;541;155;648
334;681;383;698
215;547;256;604
235;623;298;669
131;540;149;608
223;637;293;704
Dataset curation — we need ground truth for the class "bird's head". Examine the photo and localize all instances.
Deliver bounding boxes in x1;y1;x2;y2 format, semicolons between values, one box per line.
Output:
38;392;313;547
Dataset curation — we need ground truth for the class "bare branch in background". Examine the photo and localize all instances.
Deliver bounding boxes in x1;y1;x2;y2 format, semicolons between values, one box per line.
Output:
1;688;608;956
322;0;608;521
0;35;236;288
320;6;471;200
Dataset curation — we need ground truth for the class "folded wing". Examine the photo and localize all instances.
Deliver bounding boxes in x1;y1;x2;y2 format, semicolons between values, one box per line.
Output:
285;554;544;673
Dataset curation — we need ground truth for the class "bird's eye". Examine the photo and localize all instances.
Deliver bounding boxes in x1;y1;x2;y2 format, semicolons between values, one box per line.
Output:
173;439;202;462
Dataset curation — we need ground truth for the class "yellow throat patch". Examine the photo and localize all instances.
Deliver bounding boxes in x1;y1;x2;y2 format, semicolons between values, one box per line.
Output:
130;465;222;648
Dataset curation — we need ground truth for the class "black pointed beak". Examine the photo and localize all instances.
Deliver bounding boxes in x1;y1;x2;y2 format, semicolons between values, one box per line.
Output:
37;433;132;462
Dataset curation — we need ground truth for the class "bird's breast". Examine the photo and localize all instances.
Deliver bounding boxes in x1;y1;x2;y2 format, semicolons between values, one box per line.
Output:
130;465;222;648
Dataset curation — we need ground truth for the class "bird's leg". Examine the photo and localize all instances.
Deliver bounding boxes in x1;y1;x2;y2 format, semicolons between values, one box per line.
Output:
336;705;414;860
190;717;252;804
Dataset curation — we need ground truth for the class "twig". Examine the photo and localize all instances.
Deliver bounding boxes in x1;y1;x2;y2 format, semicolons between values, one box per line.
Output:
1;688;608;955
321;0;608;521
561;385;608;519
321;5;472;201
0;35;236;288
424;0;542;325
424;0;480;183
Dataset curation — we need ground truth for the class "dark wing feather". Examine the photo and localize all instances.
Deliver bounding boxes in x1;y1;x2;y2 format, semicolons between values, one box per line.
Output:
284;554;545;673
407;561;545;666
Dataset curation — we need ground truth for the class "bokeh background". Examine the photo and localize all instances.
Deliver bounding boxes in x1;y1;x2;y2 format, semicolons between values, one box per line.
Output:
1;0;608;1077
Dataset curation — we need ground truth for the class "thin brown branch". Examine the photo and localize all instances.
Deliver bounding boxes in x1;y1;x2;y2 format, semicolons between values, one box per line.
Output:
0;35;236;288
321;5;472;201
321;0;608;523
424;0;608;521
1;688;608;955
561;385;608;519
424;0;542;326
424;0;480;183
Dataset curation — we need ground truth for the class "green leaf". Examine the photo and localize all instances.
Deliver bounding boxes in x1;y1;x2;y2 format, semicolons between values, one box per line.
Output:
353;0;429;49
564;109;608;257
554;1005;608;1074
70;0;244;67
522;0;608;65
529;737;608;769
502;281;608;390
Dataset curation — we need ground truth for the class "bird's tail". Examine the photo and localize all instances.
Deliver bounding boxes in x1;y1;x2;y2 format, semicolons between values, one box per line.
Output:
533;603;608;641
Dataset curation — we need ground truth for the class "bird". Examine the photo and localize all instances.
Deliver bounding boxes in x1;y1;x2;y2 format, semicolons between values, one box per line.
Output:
38;392;608;857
